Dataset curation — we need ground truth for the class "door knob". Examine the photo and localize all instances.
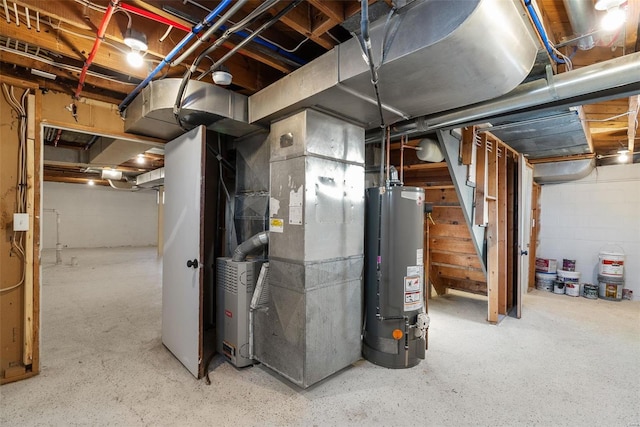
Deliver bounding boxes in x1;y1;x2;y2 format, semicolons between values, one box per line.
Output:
186;259;198;268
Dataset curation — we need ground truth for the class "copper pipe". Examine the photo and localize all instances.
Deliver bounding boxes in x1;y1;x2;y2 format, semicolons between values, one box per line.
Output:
400;135;405;184
385;126;391;185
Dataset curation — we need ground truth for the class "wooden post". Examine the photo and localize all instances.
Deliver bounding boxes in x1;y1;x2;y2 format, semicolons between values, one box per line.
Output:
23;93;36;365
497;144;508;315
486;137;499;323
474;134;488;226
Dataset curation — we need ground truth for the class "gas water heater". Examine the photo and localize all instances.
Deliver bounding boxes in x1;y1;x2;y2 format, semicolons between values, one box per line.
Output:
363;186;429;368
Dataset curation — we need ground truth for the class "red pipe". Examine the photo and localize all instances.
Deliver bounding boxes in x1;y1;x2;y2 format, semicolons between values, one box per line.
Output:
120;3;191;33
74;0;120;99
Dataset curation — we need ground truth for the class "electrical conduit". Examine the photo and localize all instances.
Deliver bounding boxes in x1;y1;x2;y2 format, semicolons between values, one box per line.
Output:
118;0;233;112
524;0;566;64
74;0;120;99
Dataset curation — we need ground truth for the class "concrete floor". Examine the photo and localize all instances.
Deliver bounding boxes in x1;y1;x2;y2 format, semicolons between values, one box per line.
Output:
2;247;639;426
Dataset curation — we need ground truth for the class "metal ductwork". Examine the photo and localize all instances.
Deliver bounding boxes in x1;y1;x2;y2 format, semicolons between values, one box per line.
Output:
533;158;596;184
562;0;597;50
368;51;640;142
249;0;538;128
124;78;263;140
135;167;164;188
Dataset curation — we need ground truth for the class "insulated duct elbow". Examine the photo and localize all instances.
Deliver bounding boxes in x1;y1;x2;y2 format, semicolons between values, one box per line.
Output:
232;231;269;262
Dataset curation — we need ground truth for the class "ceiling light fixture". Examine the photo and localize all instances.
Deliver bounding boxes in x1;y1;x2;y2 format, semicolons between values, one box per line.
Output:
123;27;148;68
617;149;629;162
87;179;95;186
212;65;232;86
136;154;145;165
595;0;627;31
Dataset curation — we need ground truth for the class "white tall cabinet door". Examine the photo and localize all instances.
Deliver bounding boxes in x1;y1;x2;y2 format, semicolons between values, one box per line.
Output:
162;125;206;378
516;154;533;319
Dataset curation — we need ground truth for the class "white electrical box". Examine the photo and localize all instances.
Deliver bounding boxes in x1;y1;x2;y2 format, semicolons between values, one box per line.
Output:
13;213;29;231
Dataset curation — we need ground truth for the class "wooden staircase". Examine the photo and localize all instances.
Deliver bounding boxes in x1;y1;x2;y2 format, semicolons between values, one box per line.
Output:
401;157;487;297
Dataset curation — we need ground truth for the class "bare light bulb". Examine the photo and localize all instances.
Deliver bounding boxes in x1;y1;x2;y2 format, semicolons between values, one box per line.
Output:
136;154;145;164
601;7;626;31
88;179;95;186
127;49;144;68
617;150;629;163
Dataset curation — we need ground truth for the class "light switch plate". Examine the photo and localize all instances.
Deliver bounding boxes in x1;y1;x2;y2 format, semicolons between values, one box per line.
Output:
13;213;29;231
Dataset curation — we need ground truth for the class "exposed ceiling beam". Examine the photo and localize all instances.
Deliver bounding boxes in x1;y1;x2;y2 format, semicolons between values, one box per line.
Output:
14;0;294;74
270;3;336;50
0;62;125;104
0;48;136;95
43;175;110;186
625;0;640;51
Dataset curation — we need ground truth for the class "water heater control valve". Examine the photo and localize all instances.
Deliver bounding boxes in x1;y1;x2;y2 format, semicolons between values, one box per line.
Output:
416;312;430;338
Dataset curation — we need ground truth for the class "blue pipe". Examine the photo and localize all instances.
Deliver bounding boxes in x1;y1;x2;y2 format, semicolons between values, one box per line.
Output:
118;0;233;112
220;24;307;66
524;0;566;64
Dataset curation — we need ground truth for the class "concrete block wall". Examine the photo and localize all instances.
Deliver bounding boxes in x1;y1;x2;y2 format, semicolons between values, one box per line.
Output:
537;163;640;300
42;182;158;249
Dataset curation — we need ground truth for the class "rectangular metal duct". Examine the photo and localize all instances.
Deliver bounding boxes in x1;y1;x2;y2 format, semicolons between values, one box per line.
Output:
135;167;164;188
489;109;591;159
124;78;263;140
254;109;364;388
249;0;538;128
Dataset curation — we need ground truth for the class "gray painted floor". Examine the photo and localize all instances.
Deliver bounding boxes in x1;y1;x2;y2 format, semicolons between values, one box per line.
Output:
2;247;639;426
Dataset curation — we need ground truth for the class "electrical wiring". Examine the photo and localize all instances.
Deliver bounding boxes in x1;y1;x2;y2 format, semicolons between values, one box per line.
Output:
74;0;106;13
45;17;130;55
583;111;633;122
0;83;29;293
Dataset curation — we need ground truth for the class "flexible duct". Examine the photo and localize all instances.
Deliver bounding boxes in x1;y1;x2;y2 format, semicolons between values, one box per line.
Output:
232;231;269;262
367;51;640;142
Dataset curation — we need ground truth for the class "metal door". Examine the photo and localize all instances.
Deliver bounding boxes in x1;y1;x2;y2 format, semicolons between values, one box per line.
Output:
162;126;205;378
516;154;533;319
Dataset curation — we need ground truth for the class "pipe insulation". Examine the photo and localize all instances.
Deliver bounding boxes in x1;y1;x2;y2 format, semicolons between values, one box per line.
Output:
368;51;640;142
232;231;269;262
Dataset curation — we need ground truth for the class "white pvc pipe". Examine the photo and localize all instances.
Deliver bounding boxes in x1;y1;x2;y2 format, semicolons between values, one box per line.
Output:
44;208;62;265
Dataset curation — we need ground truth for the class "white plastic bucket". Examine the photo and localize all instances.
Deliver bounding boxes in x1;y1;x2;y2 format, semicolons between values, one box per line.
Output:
535;272;556;292
535;258;557;273
565;282;580;297
599;251;624;278
557;269;581;283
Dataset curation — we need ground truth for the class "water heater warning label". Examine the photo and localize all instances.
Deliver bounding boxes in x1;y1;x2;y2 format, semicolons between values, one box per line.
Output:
404;275;423;311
